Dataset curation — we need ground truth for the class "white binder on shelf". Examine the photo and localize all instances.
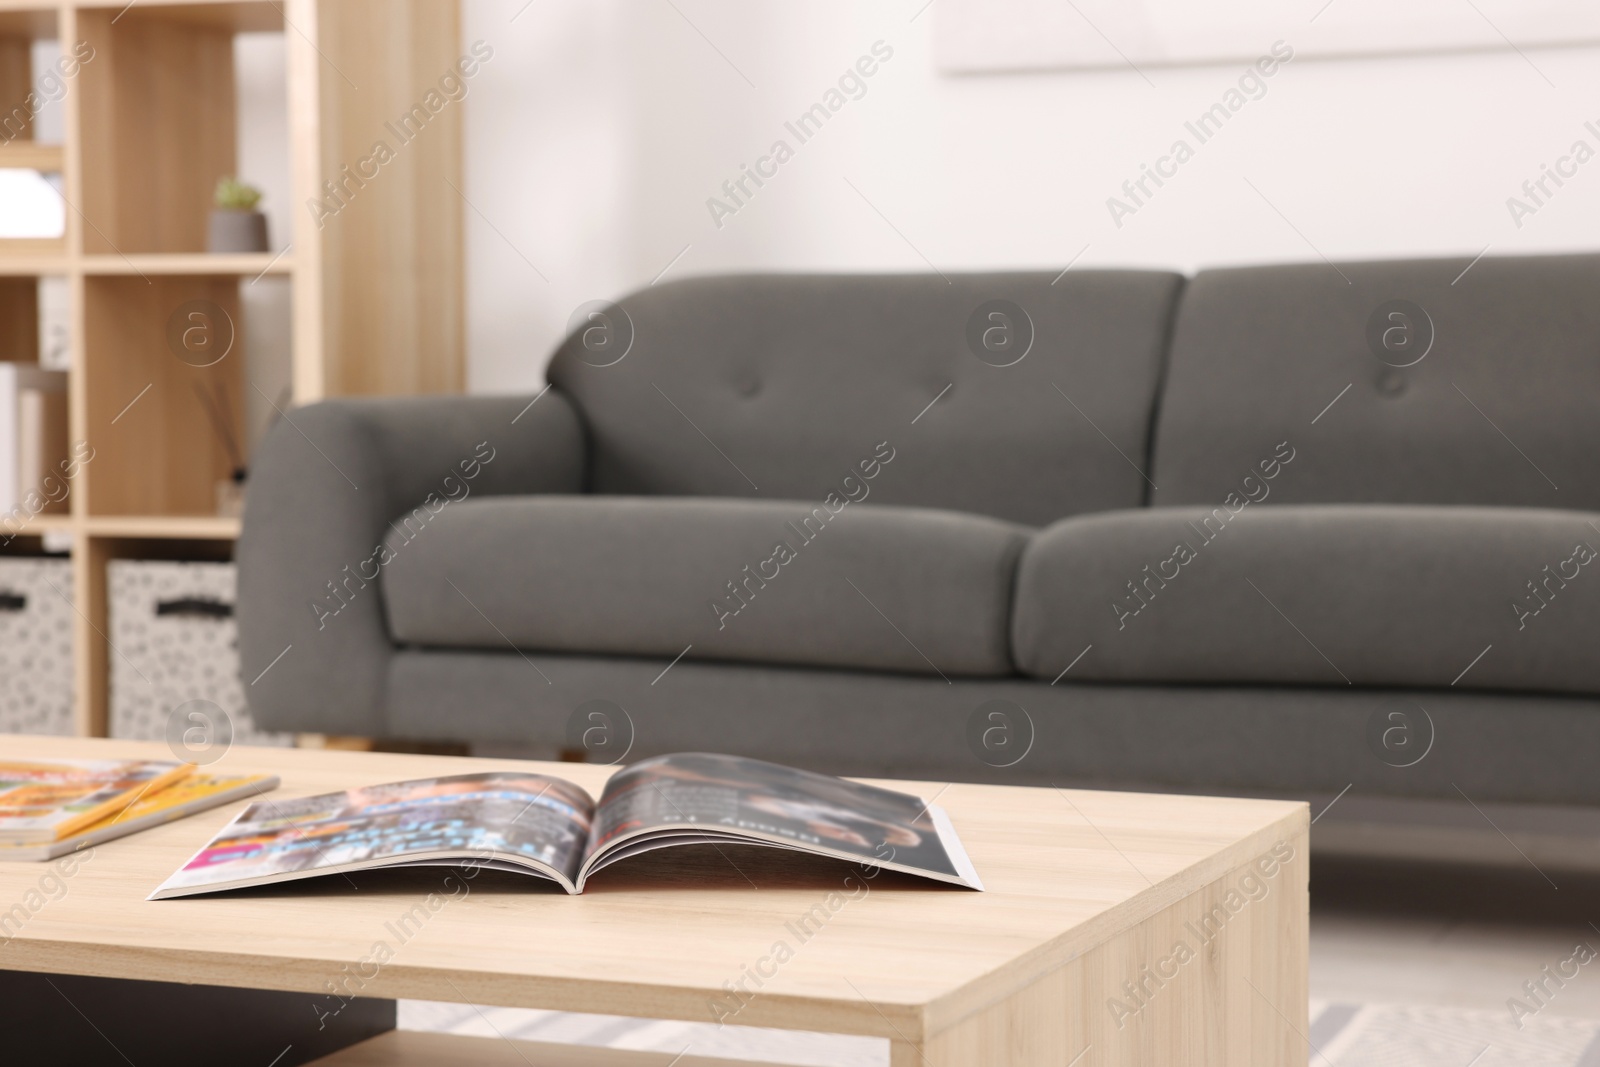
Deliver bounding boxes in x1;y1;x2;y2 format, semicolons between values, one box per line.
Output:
0;362;68;517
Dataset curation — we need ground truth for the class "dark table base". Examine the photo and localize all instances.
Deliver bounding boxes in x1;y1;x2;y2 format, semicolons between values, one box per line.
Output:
0;968;395;1066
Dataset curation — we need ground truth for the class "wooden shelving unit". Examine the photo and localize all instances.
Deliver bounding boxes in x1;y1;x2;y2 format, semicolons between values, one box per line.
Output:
0;0;464;737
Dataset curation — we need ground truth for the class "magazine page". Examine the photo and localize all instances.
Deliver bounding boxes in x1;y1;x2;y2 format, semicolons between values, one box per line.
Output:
149;772;595;899
580;753;981;890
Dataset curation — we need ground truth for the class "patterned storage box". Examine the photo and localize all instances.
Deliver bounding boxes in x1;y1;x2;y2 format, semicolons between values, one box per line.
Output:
108;561;291;748
0;557;74;735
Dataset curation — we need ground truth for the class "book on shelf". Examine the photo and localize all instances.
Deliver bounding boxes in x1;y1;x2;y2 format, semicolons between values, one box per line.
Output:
150;752;984;899
0;770;280;861
0;758;194;845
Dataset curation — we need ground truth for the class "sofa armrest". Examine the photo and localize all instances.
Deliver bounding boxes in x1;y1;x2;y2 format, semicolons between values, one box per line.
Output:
237;391;586;735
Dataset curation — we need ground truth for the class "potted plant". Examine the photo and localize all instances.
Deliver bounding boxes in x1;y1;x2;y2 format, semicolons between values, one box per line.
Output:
207;178;268;254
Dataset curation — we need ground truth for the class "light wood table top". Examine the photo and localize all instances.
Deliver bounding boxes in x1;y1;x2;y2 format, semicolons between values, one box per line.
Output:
0;736;1305;1048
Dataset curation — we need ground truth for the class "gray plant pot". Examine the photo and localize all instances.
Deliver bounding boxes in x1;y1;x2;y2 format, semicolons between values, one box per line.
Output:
207;210;269;254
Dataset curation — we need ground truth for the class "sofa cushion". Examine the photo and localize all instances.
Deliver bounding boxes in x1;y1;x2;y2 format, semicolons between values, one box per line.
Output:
382;496;1028;678
1012;505;1600;695
1152;253;1600;510
546;271;1184;527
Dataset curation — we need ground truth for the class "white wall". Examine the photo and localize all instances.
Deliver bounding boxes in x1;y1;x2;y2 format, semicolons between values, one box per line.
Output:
235;34;294;453
459;0;1600;393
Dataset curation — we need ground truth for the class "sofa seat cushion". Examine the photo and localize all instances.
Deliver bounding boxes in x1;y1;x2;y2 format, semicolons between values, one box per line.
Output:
1012;505;1600;695
382;495;1029;678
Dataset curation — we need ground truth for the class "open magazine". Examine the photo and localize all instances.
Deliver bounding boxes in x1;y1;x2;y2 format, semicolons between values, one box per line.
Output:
150;752;982;898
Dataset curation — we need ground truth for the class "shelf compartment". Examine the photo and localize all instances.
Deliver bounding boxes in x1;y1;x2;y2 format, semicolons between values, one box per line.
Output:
0;276;71;529
0;274;36;360
0;8;67;256
77;5;239;255
0;8;61;147
83;274;248;518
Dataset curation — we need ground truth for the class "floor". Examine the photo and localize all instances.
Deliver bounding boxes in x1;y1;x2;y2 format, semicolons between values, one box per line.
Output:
1312;858;1600;1021
1306;858;1600;1065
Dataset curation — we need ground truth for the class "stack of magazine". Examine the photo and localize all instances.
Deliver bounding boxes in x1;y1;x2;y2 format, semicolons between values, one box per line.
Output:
0;758;278;861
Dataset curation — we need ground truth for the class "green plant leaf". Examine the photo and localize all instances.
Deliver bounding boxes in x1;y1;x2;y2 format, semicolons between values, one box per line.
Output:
214;177;263;211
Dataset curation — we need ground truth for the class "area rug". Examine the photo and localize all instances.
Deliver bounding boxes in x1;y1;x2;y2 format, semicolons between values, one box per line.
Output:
1309;999;1600;1067
399;1000;885;1065
399;999;1600;1065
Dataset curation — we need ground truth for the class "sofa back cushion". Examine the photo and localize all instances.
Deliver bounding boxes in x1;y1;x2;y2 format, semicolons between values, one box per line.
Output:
547;271;1184;528
1151;253;1600;510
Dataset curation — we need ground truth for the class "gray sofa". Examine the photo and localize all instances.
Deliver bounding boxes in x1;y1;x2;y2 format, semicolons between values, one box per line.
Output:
239;254;1600;806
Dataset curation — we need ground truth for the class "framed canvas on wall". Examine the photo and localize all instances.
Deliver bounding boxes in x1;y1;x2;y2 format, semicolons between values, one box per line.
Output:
935;0;1600;74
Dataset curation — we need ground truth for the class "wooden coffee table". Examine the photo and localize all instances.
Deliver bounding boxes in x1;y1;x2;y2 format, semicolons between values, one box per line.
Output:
0;737;1307;1066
